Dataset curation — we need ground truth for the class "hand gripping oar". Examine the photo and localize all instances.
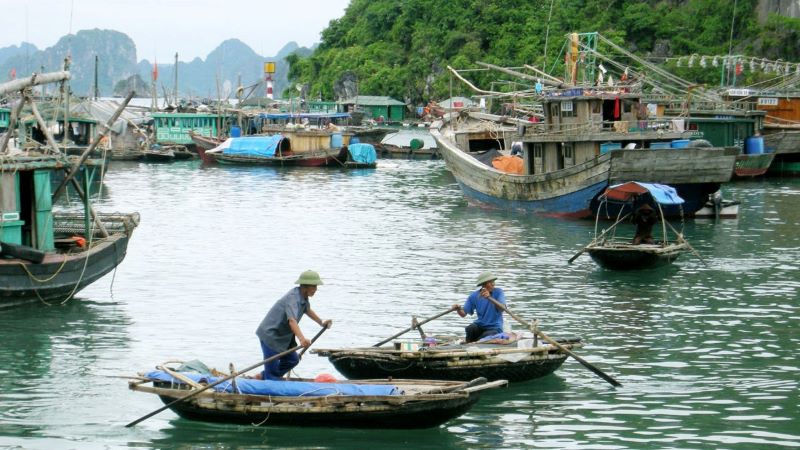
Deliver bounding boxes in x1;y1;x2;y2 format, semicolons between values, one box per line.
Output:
372;306;458;347
125;326;328;427
485;296;622;387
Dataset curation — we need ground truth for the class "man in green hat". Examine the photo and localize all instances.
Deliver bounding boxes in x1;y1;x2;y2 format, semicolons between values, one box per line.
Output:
255;270;332;380
453;271;506;343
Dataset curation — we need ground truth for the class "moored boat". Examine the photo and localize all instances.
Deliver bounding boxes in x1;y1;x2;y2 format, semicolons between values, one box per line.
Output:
379;130;439;159
0;73;140;307
128;363;505;429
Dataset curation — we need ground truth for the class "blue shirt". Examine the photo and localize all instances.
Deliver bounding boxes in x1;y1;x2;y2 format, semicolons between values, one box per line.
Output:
463;288;505;330
255;287;309;350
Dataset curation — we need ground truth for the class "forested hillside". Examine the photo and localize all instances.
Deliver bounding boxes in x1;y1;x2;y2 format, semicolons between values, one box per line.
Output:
287;0;800;104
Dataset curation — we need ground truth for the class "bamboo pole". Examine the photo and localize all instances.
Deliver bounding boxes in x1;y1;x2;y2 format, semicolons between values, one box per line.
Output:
373;306;458;347
0;71;70;96
0;92;28;153
51;90;135;202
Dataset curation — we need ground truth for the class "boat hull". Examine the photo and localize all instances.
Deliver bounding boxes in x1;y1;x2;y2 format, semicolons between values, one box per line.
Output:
734;153;775;177
210;151;336;167
156;390;479;429
587;244;686;270
0;234;131;307
434;117;738;218
329;352;569;382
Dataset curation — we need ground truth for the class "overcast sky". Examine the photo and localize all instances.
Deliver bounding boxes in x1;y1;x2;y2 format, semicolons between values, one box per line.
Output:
2;0;351;62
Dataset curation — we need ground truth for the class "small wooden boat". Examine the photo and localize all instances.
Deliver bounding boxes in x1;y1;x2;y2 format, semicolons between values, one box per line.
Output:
128;363;506;429
573;181;694;270
140;144;175;162
188;130;222;162
313;335;582;382
340;143;378;169
379;130;438;159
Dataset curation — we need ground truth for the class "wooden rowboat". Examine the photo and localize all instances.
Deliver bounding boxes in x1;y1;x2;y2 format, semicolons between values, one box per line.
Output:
313;337;582;382
129;366;506;429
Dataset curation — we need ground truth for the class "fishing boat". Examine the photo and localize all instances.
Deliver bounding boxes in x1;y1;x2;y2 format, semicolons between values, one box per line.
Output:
724;89;800;176
128;363;506;429
140;144;175;162
379;130;439;159
0;73;140;307
313;334;582;382
206;135;342;167
432;106;738;218
572;181;692;270
151;112;223;157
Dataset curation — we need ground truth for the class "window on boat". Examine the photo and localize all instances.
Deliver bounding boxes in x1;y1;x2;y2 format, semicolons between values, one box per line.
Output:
623;101;632;113
563;143;574;160
561;101;576;118
533;143;544;159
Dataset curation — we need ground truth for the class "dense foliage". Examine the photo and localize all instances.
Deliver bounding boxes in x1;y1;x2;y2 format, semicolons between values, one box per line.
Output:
287;0;800;104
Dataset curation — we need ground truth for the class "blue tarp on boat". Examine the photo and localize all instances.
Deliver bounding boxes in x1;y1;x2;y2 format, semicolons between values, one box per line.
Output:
258;113;351;120
347;143;377;164
145;370;402;396
605;182;685;205
223;135;283;157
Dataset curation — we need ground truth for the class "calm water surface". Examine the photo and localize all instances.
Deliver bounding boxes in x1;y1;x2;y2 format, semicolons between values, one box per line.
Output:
0;159;797;449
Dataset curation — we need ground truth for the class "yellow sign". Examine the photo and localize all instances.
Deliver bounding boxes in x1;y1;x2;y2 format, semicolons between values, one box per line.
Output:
263;62;275;74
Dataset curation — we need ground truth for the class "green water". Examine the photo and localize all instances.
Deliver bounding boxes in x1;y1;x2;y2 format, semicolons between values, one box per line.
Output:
0;160;797;449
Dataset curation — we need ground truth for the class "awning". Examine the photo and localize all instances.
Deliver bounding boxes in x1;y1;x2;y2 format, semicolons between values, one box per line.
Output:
603;181;684;205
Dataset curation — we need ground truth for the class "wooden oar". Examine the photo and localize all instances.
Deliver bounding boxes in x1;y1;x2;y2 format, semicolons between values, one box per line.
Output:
125;326;328;428
373;306;458;347
568;213;631;264
485;296;622;387
664;221;709;267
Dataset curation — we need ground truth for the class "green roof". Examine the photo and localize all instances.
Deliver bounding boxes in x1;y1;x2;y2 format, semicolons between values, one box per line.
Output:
338;96;406;106
151;112;220;118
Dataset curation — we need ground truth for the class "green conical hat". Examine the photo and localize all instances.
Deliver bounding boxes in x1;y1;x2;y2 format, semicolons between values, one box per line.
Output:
475;271;497;286
295;270;324;286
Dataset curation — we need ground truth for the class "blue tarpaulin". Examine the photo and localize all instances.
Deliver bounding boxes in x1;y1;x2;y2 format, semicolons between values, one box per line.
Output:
145;370;402;396
223;135;283;157
347;143;377;164
605;182;685;205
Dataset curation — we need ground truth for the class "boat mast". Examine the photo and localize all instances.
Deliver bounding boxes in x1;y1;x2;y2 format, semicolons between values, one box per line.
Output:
93;55;99;100
174;52;179;106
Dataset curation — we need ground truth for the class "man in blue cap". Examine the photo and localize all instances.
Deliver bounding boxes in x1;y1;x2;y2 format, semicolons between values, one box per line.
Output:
453;271;506;343
255;270;332;380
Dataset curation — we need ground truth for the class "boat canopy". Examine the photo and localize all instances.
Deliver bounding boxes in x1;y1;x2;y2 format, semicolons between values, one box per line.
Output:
223;135;283;157
603;182;684;205
347;143;377;164
380;130;437;149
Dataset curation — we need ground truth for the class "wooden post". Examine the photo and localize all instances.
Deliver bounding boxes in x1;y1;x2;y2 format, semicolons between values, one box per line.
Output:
0;89;29;153
0;71;70;96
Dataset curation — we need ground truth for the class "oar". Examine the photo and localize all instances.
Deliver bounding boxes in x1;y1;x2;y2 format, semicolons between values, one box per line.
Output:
485;296;622;387
125;326;328;428
568;213;630;264
373;306;458;347
664;221;709;267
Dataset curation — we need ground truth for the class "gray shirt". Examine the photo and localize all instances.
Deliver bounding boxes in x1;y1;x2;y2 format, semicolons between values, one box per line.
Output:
255;287;309;351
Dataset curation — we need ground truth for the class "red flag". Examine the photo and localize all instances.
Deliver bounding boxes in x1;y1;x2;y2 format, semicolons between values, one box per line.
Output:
152;61;158;81
9;68;16;79
735;63;743;76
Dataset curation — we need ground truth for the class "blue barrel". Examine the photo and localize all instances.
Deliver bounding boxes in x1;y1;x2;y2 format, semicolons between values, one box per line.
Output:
744;136;764;154
600;142;622;154
650;142;672;149
350;136;360;144
230;126;241;137
330;133;343;148
670;139;690;149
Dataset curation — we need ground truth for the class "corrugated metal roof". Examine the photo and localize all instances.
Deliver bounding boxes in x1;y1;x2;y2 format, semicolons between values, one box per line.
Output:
337;96;406;106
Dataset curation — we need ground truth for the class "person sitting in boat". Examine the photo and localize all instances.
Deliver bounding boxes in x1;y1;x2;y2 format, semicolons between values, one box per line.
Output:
632;203;658;245
254;270;332;380
453;271;506;343
337;145;351;162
